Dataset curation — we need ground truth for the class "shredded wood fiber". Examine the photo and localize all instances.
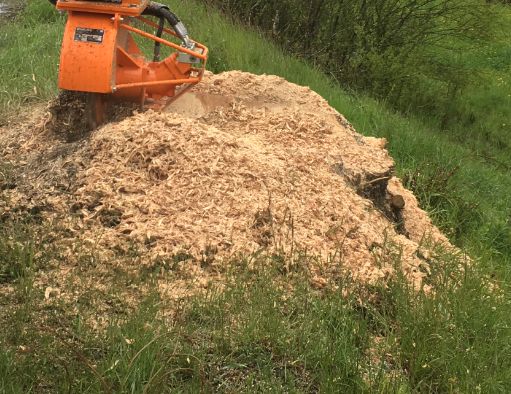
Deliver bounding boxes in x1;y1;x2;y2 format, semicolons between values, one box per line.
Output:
0;71;453;290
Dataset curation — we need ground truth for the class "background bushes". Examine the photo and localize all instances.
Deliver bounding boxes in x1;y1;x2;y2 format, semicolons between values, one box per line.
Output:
205;0;501;121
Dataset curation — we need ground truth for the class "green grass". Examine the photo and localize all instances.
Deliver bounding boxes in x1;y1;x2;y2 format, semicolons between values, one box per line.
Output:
1;248;510;392
403;22;511;188
1;0;511;392
0;1;62;117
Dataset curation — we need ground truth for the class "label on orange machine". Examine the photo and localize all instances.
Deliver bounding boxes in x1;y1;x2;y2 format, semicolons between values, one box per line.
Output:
74;27;105;44
59;12;117;93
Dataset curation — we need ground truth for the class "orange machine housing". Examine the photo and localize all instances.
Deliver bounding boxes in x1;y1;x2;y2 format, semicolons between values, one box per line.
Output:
56;0;208;107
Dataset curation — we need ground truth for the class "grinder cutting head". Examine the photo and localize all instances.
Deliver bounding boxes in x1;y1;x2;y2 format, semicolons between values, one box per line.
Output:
49;0;208;127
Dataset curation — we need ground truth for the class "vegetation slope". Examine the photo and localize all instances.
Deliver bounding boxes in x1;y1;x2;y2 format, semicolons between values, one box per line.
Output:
0;0;510;392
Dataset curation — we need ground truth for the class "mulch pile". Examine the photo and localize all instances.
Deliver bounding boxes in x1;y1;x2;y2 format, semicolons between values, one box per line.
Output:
0;71;454;293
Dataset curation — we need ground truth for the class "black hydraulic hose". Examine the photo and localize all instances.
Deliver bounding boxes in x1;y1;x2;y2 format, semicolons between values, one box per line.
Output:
142;1;193;48
153;16;165;62
46;0;193;49
142;2;179;25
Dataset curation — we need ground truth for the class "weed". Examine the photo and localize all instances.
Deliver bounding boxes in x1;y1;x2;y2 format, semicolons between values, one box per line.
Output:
0;222;35;283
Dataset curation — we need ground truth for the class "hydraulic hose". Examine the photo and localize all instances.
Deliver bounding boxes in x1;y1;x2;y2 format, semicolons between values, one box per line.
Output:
153;16;165;62
46;1;194;49
142;2;194;49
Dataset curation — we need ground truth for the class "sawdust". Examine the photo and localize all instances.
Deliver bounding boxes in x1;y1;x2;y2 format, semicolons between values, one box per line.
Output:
0;71;455;297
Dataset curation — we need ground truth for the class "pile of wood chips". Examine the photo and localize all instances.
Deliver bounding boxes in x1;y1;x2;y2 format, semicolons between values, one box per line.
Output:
0;71;454;292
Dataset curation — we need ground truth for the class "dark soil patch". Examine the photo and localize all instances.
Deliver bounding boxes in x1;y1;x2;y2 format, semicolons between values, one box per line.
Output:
47;91;93;142
0;1;23;21
47;91;140;142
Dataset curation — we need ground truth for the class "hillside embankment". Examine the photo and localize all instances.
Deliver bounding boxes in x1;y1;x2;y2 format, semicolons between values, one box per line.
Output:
0;71;453;299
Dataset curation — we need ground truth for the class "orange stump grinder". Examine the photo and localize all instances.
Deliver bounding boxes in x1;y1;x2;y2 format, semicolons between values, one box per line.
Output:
47;0;208;126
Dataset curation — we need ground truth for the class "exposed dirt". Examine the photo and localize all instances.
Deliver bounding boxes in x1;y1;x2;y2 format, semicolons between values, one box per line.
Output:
46;91;139;142
46;91;93;142
0;1;22;22
0;71;456;304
